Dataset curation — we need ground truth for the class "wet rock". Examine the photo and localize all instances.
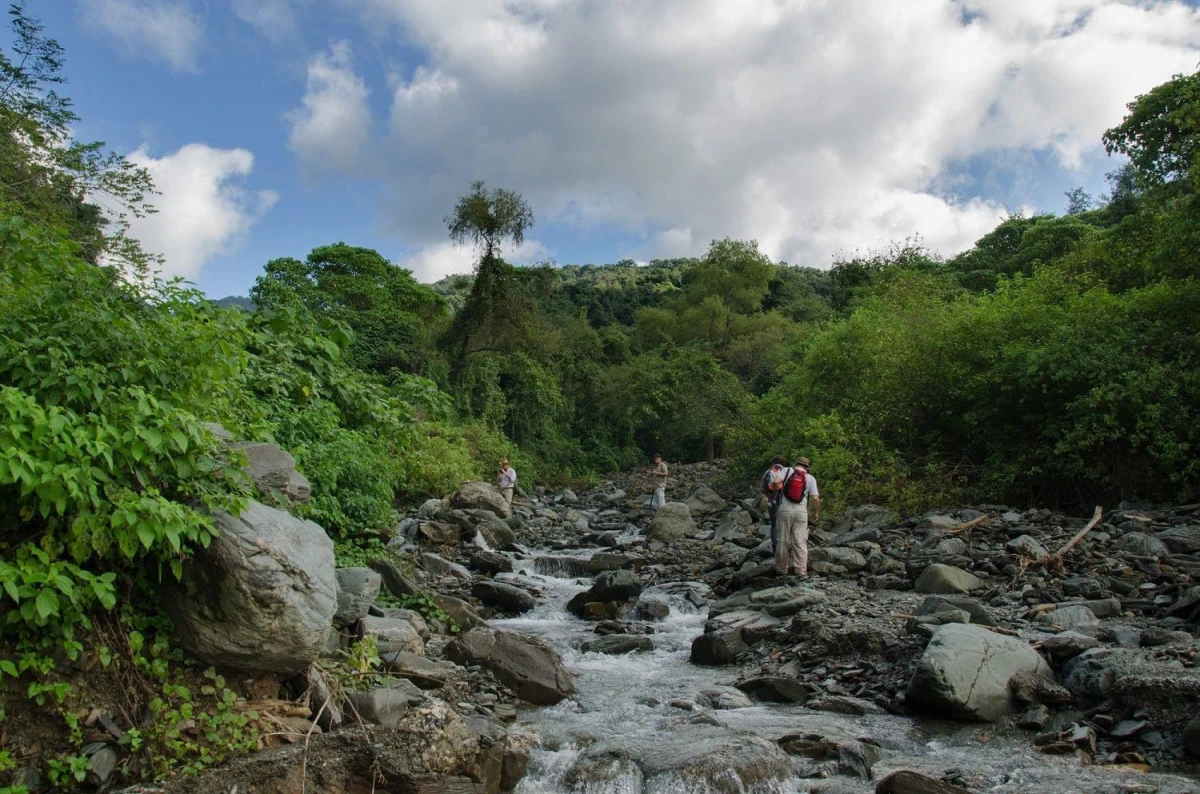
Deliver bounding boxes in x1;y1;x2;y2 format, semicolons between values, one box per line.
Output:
1037;605;1099;636
581;635;653;654
735;676;811;704
588;551;644;573
648;502;696;542
837;739;883;779
164;500;337;675
632;599;670;621
1019;704;1051;730
334;567;381;628
450;481;512;519
444;628;575;705
360;616;425;656
568;725;790;794
913;564;983;595
472;581;537;614
421;552;472;581
1184;715;1200;755
470;550;514;575
875;770;970;794
591;569;644;601
691;629;748;666
684;485;728;516
808;695;884;715
907;624;1054;722
697;688;755;710
346;689;410;727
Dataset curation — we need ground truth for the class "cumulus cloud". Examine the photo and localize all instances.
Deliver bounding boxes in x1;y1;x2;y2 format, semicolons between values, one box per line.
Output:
231;0;304;42
81;0;204;72
306;0;1200;274
127;144;278;279
286;41;374;178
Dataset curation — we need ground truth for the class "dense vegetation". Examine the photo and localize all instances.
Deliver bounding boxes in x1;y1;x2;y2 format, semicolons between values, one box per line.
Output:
0;2;1197;786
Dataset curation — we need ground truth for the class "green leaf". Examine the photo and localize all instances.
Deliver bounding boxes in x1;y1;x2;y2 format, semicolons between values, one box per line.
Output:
35;589;59;620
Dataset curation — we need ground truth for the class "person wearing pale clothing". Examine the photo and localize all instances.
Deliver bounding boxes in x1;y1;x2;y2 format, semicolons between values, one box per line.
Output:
649;453;668;509
774;456;820;577
498;458;517;509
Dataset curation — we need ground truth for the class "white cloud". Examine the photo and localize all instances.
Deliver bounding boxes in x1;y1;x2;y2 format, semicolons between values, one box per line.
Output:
308;0;1200;271
81;0;203;72
286;41;374;178
400;238;551;283
127;144;278;279
231;0;304;42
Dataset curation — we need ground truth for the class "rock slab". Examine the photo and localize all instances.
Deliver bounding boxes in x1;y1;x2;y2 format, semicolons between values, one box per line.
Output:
445;628;575;705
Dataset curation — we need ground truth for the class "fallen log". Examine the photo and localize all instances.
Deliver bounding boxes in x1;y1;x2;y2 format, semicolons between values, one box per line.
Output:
947;514;990;536
1055;505;1103;557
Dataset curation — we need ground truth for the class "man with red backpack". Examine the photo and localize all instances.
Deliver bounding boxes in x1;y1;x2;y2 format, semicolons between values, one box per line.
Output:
775;456;820;578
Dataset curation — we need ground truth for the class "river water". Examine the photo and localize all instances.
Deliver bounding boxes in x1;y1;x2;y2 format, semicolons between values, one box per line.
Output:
492;550;1200;794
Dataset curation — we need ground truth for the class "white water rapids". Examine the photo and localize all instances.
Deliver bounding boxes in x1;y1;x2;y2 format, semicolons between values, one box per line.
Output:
490;550;1200;794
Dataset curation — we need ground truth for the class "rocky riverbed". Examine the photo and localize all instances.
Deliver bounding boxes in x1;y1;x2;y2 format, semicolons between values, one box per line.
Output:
105;454;1200;794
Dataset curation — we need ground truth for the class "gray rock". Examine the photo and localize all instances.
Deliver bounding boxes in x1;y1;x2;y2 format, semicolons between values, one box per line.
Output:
231;441;311;503
417;498;448;519
435;594;488;631
334;567;381;627
86;746;118;787
420;552;472;581
684;486;728;516
1005;535;1049;559
450;481;512;519
632;599;670;621
1117;532;1171;558
1140;626;1193;647
1040;631;1100;658
811;546;867;571
735;676;810;704
383;650;459;688
1184;715;1200;756
1038;605;1100;636
165;500;336;674
581;635;654;654
346;689;409;727
1075;597;1122;618
907;623;1054;722
591;569;643;601
568;725;789;794
697;688;754;709
444;628;576;705
808;695;885;715
691;629;748;666
647;502;696;542
469;550;514;575
1157;526;1200;554
560;488;578;504
915;595;997;626
1062;647;1156;698
472;580;537;613
359;616;424;656
588;551;644;573
913;564;984;595
369;558;421;598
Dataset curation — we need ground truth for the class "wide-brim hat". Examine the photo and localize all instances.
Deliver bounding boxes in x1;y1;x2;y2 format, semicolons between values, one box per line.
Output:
795;456;811;468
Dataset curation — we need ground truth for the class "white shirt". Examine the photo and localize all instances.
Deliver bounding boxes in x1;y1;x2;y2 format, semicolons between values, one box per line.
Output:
498;467;517;489
779;467;819;506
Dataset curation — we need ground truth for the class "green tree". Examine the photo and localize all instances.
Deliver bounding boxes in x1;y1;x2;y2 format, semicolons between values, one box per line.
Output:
1103;70;1200;184
445;180;534;263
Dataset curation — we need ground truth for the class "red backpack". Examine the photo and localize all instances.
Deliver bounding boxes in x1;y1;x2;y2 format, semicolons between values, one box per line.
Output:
782;468;807;503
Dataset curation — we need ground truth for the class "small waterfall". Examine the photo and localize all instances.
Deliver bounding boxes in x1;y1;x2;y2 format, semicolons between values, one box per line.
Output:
534;555;593;578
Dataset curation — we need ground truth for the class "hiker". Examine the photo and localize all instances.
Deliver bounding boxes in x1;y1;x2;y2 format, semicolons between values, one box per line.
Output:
649;453;669;509
775;456;820;577
498;458;517;509
760;455;789;553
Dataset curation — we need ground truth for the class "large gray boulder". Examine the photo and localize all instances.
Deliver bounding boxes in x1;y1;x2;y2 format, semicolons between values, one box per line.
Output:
444;628;575;705
907;624;1054;722
567;725;789;794
1117;532;1171;558
647;502;695;542
359;616;425;656
914;563;984;595
334;567;381;627
165;500;336;674
472;581;537;613
684;486;728;516
231;441;311;503
450;481;512;519
590;569;643;601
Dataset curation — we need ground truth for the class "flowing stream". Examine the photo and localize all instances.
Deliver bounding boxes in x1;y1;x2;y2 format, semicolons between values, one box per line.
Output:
491;551;1200;794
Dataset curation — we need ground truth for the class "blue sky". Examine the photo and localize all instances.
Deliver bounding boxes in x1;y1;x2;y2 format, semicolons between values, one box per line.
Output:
27;1;1200;298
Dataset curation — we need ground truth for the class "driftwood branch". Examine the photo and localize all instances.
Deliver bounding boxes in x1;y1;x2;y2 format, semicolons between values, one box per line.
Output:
1055;505;1103;556
947;514;990;536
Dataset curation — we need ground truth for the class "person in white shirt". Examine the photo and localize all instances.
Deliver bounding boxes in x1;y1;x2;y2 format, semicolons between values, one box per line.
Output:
774;456;820;577
498;458;517;509
649;454;668;509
